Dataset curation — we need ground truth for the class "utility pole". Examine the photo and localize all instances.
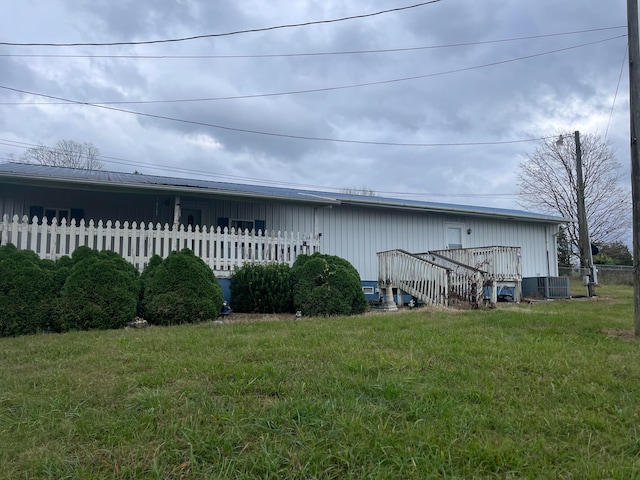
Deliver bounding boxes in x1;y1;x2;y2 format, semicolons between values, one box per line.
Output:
574;131;596;297
628;0;640;336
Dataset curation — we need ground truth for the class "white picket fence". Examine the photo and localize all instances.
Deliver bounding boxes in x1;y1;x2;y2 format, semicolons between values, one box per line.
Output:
0;214;321;274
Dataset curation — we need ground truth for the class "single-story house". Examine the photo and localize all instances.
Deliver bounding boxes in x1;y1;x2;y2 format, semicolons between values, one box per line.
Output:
0;162;570;305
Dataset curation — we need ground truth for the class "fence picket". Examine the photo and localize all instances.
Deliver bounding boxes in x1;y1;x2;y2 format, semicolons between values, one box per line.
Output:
11;215;20;250
0;215;320;272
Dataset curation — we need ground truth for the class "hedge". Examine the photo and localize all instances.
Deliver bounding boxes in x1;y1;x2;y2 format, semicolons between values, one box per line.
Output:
58;247;140;331
141;249;224;325
0;244;58;336
291;252;367;317
230;263;293;313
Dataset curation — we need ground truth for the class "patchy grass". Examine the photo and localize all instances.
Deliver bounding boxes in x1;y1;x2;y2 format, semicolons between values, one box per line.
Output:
1;285;639;479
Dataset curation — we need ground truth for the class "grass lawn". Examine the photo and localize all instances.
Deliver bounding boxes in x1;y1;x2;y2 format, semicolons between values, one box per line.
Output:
1;285;639;479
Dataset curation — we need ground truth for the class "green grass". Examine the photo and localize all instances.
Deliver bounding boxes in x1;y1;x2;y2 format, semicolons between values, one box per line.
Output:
1;285;639;479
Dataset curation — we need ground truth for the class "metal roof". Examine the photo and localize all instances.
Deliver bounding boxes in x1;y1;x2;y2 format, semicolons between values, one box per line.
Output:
0;162;571;223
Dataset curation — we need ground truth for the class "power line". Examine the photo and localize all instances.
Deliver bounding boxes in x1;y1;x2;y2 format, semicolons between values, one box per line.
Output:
0;139;517;199
0;1;441;47
0;85;553;147
0;139;343;188
0;35;625;106
0;26;625;59
605;44;628;141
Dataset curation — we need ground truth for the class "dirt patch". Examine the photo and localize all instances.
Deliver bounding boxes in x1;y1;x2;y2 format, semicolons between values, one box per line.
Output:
602;328;638;342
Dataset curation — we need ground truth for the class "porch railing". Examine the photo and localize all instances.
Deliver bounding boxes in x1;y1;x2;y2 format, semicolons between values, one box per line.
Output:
0;214;320;274
430;246;522;281
377;249;450;307
377;249;484;307
415;251;486;306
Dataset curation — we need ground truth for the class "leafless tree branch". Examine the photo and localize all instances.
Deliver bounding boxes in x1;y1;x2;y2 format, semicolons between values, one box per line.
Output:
22;140;103;170
517;131;631;261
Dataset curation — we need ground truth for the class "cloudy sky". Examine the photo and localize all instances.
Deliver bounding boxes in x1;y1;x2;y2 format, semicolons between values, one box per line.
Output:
0;0;632;212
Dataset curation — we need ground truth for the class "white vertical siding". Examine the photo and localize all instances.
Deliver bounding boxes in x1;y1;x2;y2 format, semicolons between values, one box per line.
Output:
0;196;21;219
317;206;560;281
0;185;27;218
1;184;561;281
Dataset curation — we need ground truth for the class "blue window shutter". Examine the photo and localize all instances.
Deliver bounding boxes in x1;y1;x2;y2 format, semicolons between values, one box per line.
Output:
70;208;84;223
29;205;43;223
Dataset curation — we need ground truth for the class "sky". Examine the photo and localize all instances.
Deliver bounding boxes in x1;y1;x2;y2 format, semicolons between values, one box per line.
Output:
0;0;633;214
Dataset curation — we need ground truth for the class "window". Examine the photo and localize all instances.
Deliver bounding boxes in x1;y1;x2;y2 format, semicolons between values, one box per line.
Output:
217;217;229;230
29;206;84;225
446;225;463;249
217;217;266;233
231;220;254;232
362;286;375;295
44;208;69;224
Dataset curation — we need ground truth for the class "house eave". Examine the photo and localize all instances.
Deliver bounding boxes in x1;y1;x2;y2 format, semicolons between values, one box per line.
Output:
0;163;570;223
0;170;340;206
339;198;571;224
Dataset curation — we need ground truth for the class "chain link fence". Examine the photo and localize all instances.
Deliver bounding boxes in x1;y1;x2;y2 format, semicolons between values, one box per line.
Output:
559;265;633;286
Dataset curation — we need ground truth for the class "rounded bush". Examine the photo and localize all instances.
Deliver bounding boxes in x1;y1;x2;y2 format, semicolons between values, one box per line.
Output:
50;255;74;294
60;248;140;331
140;255;163;291
0;244;58;336
230;263;293;313
69;244;101;264
139;254;164;311
141;249;223;325
292;252;367;317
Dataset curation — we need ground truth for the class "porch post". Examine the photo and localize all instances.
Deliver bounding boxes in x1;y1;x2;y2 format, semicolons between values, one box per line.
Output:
173;195;181;228
490;279;497;306
396;288;405;307
382;282;398;311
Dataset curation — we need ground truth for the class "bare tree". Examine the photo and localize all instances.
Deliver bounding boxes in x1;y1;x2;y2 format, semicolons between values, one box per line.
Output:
517;132;631;260
341;186;377;196
22;140;103;170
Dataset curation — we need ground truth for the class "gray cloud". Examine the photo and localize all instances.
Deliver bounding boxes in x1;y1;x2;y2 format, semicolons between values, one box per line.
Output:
0;0;632;214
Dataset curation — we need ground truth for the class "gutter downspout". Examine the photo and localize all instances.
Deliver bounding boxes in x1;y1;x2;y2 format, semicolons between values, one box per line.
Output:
545;225;552;299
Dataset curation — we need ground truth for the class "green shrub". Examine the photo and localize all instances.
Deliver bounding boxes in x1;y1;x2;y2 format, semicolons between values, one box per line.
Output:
0;244;58;336
141;249;223;325
59;247;140;331
291;252;367;317
68;244;100;264
139;254;163;298
138;254;165;316
51;255;74;293
230;263;293;313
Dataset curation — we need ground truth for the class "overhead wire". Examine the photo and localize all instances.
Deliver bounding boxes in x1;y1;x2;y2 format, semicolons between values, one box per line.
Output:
0;138;517;198
0;85;556;147
0;34;626;106
0;1;441;47
0;7;623;200
605;43;628;141
0;26;626;59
